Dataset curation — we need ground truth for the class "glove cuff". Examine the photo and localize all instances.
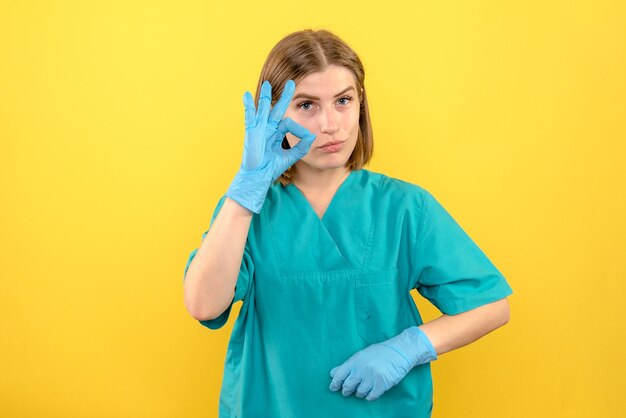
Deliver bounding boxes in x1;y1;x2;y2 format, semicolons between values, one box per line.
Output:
225;168;273;214
404;326;438;367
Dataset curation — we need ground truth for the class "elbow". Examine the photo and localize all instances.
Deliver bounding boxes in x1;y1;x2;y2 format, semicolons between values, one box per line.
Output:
184;290;233;322
497;297;510;327
481;297;510;330
185;301;218;322
184;291;219;322
183;271;220;321
182;261;237;322
193;312;217;322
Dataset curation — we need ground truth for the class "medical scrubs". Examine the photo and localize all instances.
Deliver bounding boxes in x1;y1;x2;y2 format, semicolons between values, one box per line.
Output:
183;168;513;418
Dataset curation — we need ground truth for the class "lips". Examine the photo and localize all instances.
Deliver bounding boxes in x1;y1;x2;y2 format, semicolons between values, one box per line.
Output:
317;140;345;153
318;140;345;148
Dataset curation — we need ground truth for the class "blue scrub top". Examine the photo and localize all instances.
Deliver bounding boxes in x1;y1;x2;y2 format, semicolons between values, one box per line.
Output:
184;168;513;418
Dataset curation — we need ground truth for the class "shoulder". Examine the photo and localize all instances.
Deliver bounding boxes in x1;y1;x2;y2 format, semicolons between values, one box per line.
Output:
363;169;431;208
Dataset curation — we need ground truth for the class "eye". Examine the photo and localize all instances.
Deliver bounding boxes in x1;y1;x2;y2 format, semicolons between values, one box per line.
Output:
338;96;352;105
298;101;313;111
296;96;353;111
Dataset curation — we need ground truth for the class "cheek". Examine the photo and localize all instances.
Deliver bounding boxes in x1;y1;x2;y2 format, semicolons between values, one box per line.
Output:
288;112;310;128
284;106;305;122
346;112;360;136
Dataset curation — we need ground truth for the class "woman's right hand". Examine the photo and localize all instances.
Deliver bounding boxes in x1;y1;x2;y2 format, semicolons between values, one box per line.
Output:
225;79;316;214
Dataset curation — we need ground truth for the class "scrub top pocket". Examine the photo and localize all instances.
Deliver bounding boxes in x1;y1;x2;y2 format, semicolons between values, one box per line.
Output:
355;267;413;345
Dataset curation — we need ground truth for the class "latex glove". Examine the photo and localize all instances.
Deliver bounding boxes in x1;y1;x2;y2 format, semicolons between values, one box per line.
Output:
329;326;438;401
226;79;316;214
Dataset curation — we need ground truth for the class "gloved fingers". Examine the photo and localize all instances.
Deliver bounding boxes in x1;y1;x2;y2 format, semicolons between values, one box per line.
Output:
277;117;316;144
366;373;398;401
365;384;386;402
256;80;272;125
242;91;256;129
268;80;295;125
286;132;315;161
329;365;351;392
341;373;362;397
355;376;374;399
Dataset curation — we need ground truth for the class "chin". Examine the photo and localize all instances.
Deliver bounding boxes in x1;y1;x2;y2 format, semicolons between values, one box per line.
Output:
298;156;350;171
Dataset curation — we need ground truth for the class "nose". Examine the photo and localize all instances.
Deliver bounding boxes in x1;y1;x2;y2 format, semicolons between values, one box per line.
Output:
319;105;339;135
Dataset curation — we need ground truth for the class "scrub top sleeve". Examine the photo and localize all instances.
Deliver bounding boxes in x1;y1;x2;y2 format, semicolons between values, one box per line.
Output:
183;195;253;330
411;190;513;315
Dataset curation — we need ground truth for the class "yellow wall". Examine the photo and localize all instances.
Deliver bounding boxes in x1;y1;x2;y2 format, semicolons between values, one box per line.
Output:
1;1;624;417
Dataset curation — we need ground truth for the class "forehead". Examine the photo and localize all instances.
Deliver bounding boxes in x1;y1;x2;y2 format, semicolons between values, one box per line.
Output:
295;65;357;93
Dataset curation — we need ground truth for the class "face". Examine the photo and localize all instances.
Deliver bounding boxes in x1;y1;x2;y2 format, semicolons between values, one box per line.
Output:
283;65;361;172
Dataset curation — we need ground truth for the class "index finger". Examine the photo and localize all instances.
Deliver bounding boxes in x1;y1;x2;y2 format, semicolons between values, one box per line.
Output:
268;79;296;124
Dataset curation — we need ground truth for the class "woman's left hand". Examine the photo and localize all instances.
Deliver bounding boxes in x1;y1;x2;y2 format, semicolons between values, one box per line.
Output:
328;326;438;401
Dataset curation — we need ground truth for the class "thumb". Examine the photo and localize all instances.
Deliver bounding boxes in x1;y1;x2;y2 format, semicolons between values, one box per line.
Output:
287;132;315;162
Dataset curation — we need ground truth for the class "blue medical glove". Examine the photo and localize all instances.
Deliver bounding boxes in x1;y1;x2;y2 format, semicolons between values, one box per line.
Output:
226;79;316;214
329;326;438;401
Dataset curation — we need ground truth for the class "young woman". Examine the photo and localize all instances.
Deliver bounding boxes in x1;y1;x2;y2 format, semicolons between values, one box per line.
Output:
183;29;513;418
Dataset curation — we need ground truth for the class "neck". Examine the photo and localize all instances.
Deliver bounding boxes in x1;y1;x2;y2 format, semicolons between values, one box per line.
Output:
292;164;352;194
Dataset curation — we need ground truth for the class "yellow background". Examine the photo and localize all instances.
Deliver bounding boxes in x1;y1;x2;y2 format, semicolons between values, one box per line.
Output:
1;1;625;417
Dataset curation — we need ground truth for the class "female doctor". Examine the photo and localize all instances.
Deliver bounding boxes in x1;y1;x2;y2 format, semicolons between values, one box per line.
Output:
183;29;513;418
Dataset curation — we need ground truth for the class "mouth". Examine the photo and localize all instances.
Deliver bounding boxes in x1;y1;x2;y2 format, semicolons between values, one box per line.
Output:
317;140;346;153
318;140;345;149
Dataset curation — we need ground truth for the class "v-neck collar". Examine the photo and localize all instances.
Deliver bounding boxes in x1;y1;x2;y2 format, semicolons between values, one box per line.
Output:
286;169;360;223
264;169;377;273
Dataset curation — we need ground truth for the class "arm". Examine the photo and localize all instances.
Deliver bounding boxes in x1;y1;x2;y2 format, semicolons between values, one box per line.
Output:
329;190;514;400
184;80;316;322
418;296;510;356
183;198;253;321
329;297;511;400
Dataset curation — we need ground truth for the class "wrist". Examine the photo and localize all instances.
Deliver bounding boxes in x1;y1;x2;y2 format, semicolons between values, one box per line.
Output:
226;169;272;214
378;326;438;371
405;326;438;366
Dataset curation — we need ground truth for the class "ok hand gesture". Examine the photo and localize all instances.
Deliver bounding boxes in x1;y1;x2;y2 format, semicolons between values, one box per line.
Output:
227;79;316;214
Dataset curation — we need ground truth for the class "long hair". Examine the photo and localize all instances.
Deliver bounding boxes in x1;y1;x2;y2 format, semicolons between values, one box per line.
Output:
253;29;374;186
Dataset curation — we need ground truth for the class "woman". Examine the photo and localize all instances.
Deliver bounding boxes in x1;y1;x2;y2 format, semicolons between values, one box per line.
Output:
183;29;513;418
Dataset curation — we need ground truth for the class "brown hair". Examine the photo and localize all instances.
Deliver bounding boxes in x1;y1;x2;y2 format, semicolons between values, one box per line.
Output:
253;29;374;186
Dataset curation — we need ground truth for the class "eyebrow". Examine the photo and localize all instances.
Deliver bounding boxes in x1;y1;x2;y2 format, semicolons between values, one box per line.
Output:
292;86;355;101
